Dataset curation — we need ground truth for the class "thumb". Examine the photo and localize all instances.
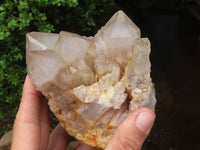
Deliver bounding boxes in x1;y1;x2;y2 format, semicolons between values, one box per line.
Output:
105;107;155;150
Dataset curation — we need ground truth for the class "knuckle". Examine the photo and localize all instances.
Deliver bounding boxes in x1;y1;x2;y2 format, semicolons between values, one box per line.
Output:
15;116;40;127
117;135;141;150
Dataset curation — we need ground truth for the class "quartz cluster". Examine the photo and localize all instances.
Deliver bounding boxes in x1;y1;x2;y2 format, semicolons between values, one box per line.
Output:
26;10;156;149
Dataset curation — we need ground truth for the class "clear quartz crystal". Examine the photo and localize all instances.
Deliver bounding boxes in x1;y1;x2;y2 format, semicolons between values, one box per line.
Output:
26;10;156;149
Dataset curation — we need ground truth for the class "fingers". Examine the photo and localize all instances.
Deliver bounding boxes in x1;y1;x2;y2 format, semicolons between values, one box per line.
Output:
105;107;155;150
11;75;42;150
40;97;50;150
48;124;69;150
75;144;94;150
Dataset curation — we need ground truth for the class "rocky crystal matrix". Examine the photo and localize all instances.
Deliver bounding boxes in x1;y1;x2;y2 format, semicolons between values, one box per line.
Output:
26;10;156;148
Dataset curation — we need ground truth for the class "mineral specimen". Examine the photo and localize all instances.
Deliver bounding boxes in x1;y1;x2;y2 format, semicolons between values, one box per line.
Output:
26;10;156;149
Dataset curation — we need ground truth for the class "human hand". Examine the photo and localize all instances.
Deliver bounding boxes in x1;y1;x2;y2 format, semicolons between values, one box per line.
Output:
11;75;70;150
105;108;155;150
11;75;155;150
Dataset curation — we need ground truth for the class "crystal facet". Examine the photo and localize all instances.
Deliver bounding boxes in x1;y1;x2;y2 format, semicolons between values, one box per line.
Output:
26;10;156;149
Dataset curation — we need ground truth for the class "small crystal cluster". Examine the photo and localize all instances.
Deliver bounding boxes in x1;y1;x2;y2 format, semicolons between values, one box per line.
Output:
26;10;156;149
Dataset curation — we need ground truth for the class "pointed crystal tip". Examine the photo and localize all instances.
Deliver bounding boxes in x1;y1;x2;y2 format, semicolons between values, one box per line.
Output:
100;10;141;49
26;32;58;51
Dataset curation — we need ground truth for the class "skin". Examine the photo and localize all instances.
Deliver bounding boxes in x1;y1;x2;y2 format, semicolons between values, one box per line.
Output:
11;75;155;150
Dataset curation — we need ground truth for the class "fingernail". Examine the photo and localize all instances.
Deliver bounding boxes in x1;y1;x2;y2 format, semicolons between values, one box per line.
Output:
135;111;155;134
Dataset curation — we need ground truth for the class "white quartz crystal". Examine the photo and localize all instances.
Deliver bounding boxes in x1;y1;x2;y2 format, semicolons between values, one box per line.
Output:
26;10;156;149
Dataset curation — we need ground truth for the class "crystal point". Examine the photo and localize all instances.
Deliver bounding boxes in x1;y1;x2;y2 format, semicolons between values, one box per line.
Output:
101;10;141;49
26;32;58;51
26;10;156;149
